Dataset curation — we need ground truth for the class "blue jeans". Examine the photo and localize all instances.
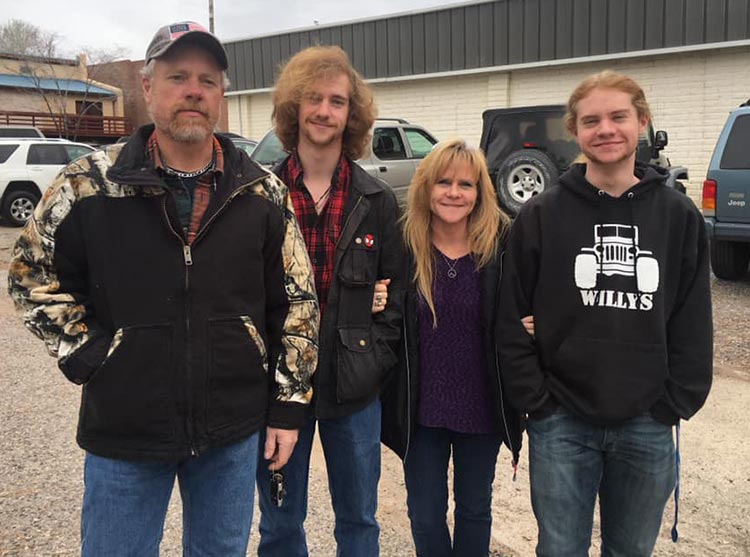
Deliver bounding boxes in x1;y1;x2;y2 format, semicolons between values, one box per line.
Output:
403;425;503;557
81;433;258;557
528;409;676;557
256;398;381;557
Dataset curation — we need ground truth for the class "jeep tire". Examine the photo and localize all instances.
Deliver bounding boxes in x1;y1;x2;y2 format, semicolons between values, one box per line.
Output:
574;253;598;289
496;149;558;216
2;190;39;227
711;239;750;280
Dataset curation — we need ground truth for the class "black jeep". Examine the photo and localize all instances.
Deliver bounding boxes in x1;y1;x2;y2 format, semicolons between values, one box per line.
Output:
479;105;687;215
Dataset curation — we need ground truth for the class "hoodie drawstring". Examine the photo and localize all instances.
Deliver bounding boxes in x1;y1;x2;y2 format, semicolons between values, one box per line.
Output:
626;192;640;296
671;421;681;542
596;190;606;277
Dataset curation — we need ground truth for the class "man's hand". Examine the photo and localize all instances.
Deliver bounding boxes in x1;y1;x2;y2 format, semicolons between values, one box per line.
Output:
264;427;299;469
521;315;535;338
372;278;390;314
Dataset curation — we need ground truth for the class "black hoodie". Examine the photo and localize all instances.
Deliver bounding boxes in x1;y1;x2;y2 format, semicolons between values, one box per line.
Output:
497;162;712;426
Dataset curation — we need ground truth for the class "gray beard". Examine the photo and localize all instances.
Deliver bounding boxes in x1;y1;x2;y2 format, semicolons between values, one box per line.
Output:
148;105;215;144
168;120;212;143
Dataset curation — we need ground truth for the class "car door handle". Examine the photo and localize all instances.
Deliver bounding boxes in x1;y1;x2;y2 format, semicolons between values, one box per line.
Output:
379;166;387;172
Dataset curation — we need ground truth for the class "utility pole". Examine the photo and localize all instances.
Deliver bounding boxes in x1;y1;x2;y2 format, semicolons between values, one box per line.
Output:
209;0;215;33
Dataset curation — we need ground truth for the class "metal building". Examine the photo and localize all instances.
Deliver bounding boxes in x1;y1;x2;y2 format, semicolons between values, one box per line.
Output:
223;0;750;201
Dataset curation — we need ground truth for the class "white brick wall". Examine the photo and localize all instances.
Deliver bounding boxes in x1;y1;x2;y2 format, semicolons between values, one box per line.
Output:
228;45;750;204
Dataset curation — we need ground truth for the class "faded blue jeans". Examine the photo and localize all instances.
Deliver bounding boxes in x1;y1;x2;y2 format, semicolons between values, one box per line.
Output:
256;398;382;557
80;433;258;557
528;409;676;557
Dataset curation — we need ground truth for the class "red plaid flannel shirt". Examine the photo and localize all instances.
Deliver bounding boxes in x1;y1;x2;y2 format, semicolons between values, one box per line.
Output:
146;131;224;244
281;152;350;314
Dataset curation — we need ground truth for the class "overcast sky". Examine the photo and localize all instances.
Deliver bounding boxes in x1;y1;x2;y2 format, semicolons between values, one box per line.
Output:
2;0;467;60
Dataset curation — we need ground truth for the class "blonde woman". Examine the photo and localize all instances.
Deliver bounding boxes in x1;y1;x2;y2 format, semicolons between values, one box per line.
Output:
381;138;523;556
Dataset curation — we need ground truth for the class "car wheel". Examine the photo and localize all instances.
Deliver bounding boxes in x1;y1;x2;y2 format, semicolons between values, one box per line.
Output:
496;150;558;216
2;190;40;227
711;239;750;280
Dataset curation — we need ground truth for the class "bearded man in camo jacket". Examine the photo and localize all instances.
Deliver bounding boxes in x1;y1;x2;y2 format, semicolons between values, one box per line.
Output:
7;21;318;556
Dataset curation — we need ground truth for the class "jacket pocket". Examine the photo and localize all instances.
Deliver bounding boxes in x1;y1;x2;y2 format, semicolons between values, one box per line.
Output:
206;315;268;432
336;326;382;403
338;242;378;286
551;336;667;422
81;324;174;441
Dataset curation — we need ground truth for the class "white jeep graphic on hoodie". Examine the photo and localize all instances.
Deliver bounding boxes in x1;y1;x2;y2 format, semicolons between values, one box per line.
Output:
574;223;659;293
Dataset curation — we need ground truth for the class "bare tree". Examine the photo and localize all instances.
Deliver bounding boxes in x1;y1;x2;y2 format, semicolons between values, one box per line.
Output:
0;19;58;57
1;20;126;140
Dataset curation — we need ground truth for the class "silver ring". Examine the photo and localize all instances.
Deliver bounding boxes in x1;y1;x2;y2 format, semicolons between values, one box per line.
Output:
376;294;383;304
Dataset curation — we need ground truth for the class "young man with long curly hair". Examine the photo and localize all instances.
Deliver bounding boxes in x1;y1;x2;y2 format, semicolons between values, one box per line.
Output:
255;46;405;557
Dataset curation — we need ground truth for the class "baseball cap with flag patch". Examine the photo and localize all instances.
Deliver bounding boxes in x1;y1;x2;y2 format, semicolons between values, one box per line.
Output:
145;21;228;70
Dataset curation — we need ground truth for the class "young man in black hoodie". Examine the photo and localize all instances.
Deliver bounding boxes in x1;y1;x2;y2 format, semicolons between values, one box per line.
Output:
497;71;712;555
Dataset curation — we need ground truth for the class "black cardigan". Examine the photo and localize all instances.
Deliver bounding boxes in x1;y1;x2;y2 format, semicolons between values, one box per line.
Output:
381;243;523;465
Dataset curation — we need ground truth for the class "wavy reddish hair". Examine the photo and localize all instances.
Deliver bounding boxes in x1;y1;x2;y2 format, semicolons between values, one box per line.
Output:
272;46;376;159
564;70;652;135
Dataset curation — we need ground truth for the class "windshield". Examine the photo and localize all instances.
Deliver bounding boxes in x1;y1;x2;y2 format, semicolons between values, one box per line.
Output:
251;131;288;166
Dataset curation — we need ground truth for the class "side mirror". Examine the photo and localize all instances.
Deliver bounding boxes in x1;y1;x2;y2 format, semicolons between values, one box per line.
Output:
653;130;668;152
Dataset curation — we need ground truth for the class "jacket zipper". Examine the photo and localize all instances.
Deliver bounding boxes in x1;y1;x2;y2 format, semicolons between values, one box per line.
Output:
160;176;266;458
495;252;518;480
162;196;198;457
334;195;363;253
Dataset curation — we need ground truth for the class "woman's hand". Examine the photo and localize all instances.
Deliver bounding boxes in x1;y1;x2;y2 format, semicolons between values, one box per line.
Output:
372;278;390;314
521;315;535;338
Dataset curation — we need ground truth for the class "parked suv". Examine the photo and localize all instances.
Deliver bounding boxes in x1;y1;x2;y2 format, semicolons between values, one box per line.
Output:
250;118;438;202
703;106;750;280
479;105;688;215
0;139;95;226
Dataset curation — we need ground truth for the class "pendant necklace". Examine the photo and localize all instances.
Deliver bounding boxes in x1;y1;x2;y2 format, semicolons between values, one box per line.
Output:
313;184;333;212
441;252;459;279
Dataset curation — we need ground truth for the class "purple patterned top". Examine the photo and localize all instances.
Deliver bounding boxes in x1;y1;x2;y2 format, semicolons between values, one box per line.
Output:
416;249;497;434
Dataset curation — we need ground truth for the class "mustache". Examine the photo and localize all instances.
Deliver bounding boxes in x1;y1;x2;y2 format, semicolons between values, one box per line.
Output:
174;104;208;117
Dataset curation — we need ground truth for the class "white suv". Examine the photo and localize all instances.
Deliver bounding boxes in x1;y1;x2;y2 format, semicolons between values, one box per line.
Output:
0;139;95;226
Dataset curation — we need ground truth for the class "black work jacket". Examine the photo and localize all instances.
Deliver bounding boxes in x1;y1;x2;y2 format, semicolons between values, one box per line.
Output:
381;246;523;465
46;126;317;460
274;158;406;419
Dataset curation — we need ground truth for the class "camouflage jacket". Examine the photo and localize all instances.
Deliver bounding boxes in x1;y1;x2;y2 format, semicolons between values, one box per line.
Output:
8;126;319;460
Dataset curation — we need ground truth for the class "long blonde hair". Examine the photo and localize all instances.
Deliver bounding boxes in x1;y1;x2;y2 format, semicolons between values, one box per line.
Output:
402;138;509;326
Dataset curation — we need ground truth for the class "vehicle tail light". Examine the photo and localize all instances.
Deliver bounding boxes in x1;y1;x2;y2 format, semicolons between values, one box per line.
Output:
523;142;538;148
702;179;716;216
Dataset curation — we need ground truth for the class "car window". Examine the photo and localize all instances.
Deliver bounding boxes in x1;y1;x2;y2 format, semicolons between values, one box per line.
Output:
65;145;94;162
251;131;287;166
0;144;19;163
720;114;750;169
484;111;570;169
27;144;68;165
372;128;407;160
0;128;41;138
404;128;435;159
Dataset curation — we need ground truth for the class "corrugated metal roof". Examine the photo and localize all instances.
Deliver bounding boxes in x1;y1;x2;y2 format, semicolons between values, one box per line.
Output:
224;0;750;91
0;74;117;96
